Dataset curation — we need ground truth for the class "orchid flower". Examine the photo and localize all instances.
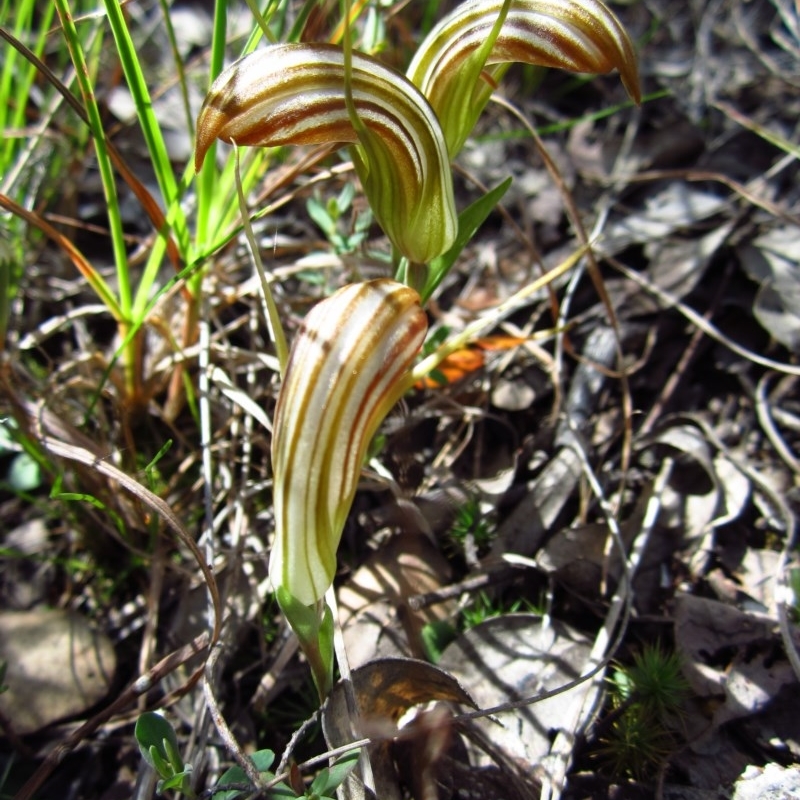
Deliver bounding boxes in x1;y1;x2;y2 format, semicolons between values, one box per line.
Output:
195;42;456;266
407;0;641;156
194;0;640;698
268;279;427;695
270;279;426;606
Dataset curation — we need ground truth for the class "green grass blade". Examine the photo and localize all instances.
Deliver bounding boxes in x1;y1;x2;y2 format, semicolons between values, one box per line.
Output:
101;0;190;265
234;147;288;372
0;0;58;339
132;166;194;321
242;0;274;43
54;0;143;397
54;0;131;317
193;0;228;267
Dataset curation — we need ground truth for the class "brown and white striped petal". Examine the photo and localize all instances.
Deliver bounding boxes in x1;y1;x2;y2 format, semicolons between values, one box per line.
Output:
269;280;427;606
407;0;640;155
195;43;456;265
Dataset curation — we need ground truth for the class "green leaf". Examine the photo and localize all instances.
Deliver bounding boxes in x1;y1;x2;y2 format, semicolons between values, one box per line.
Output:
307;197;337;239
335;182;355;214
421;177;512;302
308;749;360;797
135;712;183;778
149;745;172;780
159;770;193;793
249;749;277;772
8;452;41;492
211;750;297;800
421;620;457;663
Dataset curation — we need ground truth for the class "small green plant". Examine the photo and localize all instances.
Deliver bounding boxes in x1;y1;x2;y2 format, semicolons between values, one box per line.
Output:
135;711;358;800
306;183;373;256
620;643;691;721
422;587;545;661
135;712;195;797
210;749;293;800
595;644;690;781
448;496;495;555
460;590;539;629
293;749;360;800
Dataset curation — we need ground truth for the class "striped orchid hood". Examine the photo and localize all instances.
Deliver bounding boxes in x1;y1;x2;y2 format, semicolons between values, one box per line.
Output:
268;280;427;606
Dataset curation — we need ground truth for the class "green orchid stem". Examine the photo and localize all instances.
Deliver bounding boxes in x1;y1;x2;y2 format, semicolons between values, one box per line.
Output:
405;262;429;295
276;586;334;700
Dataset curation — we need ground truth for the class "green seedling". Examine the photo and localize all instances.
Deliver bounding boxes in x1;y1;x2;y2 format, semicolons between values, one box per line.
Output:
210;747;358;800
135;711;195;797
460;590;538;629
303;749;360;800
619;642;690;721
210;749;290;800
306;182;373;256
135;714;356;800
448;496;496;556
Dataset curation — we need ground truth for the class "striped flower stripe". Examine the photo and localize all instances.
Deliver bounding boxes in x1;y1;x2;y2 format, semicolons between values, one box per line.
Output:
407;0;641;155
195;43;457;265
269;280;427;606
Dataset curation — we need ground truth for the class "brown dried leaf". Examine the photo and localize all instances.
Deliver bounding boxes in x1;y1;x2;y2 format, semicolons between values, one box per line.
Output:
437;614;591;778
322;658;475;800
737;548;780;616
600;183;728;256
337;534;455;667
712;646;797;727
673;593;773;699
739;226;800;351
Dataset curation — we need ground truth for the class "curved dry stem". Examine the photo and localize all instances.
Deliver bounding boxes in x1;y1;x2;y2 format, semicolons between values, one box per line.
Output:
490;94;635;482
13;391;224;650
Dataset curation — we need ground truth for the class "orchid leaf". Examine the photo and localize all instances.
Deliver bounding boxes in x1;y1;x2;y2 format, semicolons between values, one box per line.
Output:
422;176;513;303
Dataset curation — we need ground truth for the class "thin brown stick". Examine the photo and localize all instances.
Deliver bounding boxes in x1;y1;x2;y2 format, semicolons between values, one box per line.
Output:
490;95;635;480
